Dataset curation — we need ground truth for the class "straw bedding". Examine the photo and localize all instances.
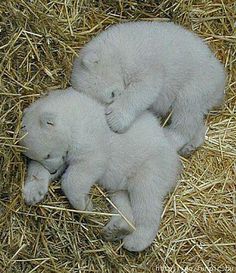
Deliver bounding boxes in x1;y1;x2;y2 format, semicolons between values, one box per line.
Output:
0;0;235;272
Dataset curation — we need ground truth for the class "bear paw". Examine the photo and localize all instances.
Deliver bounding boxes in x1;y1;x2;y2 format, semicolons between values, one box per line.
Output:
23;179;48;205
179;143;197;155
179;125;206;155
66;193;93;211
123;228;155;252
105;102;134;133
102;216;133;241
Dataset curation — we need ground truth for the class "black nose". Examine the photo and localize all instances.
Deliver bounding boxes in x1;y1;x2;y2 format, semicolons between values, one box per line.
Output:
50;170;57;175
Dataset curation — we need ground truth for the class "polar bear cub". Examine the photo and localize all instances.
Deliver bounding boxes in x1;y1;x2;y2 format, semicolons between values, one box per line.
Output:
20;88;179;252
71;21;226;154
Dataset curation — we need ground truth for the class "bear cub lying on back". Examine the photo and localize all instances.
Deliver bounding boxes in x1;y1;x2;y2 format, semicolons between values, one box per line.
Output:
20;88;179;252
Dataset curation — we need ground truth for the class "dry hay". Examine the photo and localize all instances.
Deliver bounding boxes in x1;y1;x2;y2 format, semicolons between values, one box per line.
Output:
0;0;235;272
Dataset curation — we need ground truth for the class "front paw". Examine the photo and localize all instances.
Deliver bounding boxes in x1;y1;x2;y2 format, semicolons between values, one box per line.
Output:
123;227;156;252
105;102;134;133
23;180;48;205
61;184;93;211
102;216;133;241
70;194;93;211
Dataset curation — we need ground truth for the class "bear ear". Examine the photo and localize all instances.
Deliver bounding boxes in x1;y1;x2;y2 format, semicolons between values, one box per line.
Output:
39;112;56;128
81;51;99;69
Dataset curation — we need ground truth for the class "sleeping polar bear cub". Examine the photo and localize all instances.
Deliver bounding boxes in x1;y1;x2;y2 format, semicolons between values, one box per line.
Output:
71;21;226;154
20;88;179;252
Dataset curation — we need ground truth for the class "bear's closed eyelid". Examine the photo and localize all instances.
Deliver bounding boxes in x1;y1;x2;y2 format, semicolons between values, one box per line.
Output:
46;121;54;126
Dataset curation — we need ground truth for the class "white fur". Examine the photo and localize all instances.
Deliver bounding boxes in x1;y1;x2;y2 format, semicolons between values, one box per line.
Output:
71;21;226;153
20;88;179;252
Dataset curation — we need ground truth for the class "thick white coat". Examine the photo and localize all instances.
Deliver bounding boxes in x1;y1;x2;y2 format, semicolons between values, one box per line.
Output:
20;88;179;252
71;21;226;153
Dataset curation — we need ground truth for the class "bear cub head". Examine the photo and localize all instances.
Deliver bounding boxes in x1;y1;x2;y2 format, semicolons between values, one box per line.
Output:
20;92;72;174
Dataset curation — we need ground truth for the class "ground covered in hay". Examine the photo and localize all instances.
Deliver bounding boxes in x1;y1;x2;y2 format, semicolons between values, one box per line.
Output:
0;0;235;272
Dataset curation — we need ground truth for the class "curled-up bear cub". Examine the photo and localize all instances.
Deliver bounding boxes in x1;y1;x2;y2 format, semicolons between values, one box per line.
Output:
20;88;180;252
71;21;226;155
